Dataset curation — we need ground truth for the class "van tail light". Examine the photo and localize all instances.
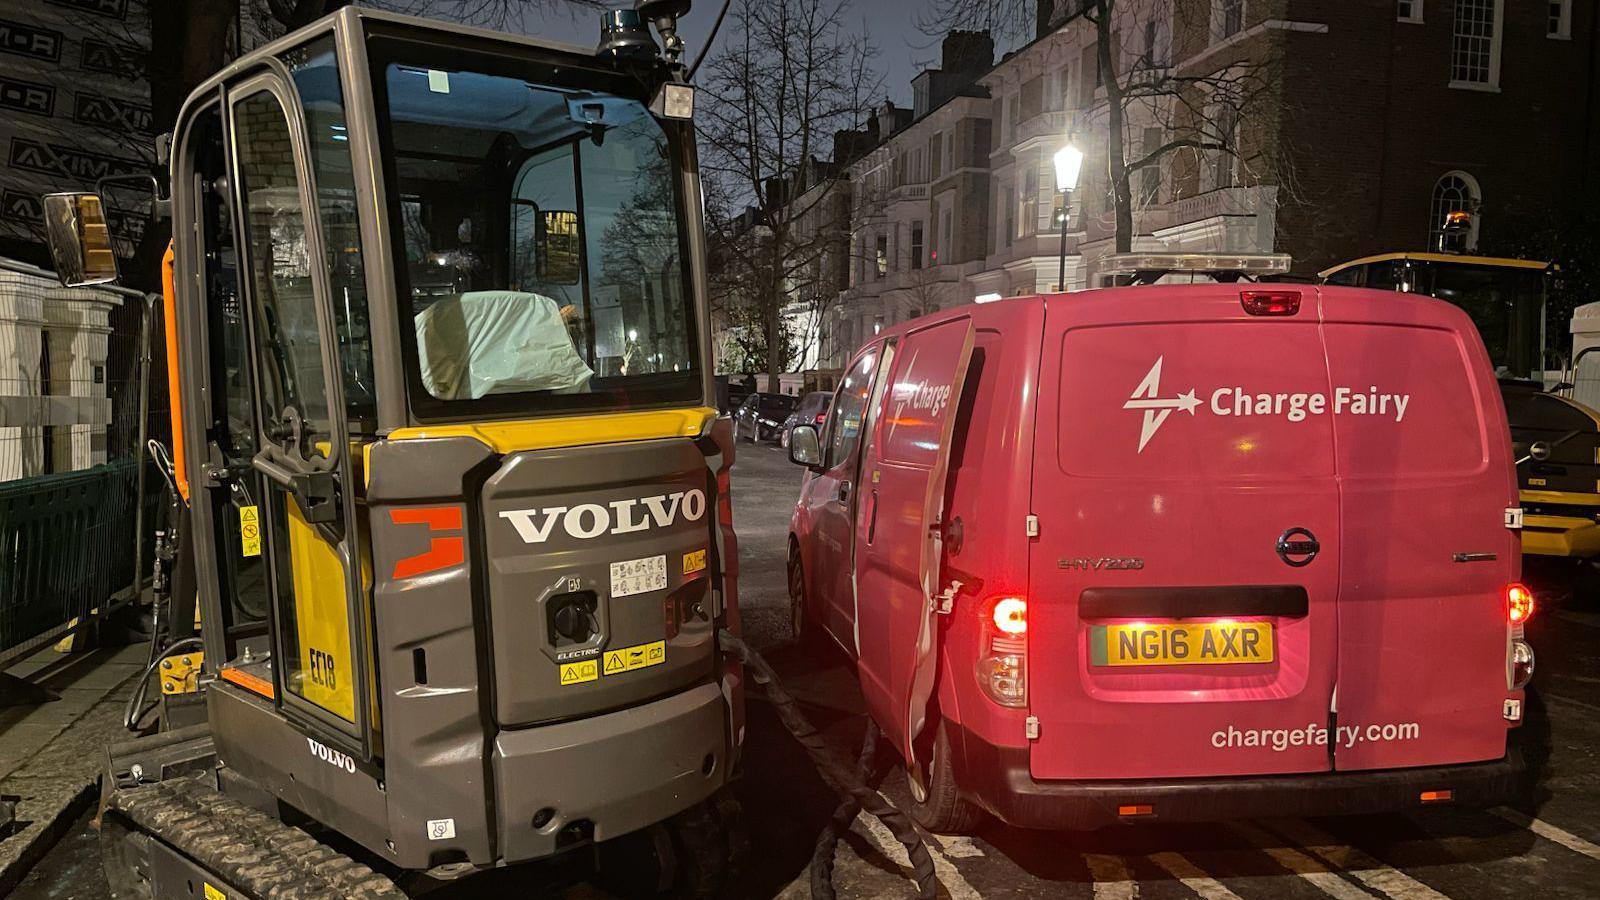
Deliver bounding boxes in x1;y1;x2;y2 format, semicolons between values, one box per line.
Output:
978;597;1028;707
1240;290;1301;316
1506;583;1535;625
992;597;1027;635
1511;640;1535;690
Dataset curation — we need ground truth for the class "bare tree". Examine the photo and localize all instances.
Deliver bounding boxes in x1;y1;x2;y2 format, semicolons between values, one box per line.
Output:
1083;0;1281;253
921;0;1289;256
697;0;878;391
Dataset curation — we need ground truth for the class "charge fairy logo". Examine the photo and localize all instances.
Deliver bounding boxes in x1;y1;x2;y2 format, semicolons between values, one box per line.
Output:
1123;356;1412;453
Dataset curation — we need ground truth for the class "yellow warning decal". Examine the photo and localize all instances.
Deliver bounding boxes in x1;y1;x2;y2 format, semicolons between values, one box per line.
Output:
683;548;707;575
238;505;261;558
559;659;599;686
603;640;667;676
204;884;226;900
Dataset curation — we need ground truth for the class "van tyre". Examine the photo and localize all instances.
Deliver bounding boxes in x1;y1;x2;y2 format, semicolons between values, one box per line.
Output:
908;722;984;835
788;544;824;651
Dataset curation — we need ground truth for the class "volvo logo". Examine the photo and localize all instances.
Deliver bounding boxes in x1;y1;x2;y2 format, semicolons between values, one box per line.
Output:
1276;527;1320;567
1529;441;1552;462
500;489;707;544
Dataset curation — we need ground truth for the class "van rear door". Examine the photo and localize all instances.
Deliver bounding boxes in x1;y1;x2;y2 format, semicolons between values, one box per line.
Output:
1029;287;1340;780
1320;287;1518;771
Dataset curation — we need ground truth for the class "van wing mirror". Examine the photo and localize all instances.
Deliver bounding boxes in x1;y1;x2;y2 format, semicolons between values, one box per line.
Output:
42;192;118;287
788;424;823;469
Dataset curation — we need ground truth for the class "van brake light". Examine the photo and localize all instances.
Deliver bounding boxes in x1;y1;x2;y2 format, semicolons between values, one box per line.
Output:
1507;583;1535;624
1240;290;1301;316
992;597;1027;635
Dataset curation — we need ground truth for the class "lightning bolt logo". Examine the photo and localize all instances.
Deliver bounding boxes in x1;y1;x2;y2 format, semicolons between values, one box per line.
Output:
1123;357;1200;452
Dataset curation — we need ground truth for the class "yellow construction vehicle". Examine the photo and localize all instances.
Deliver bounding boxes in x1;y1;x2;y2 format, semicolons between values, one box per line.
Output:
42;5;745;896
1319;252;1600;587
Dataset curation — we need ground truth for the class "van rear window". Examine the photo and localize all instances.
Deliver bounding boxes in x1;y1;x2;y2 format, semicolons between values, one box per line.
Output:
1321;324;1487;476
1056;323;1337;478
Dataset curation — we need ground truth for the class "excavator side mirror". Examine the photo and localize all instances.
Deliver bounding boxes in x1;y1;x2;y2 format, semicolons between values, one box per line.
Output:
42;191;119;287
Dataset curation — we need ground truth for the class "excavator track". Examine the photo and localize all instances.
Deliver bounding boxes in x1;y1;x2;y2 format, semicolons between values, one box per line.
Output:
103;773;406;900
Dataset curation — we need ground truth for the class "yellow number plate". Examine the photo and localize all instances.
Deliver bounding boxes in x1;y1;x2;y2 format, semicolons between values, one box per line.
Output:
1090;622;1274;666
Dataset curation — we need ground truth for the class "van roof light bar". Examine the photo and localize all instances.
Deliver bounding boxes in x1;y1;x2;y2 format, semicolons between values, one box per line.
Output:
1099;252;1293;285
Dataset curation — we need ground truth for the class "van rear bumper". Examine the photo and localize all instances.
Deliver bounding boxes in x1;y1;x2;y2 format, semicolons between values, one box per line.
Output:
959;733;1524;830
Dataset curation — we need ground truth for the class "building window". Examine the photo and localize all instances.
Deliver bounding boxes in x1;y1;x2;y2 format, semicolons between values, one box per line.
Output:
875;234;888;278
1202;104;1240;191
1214;0;1244;41
1450;0;1502;89
1019;164;1039;238
1549;0;1571;38
1430;171;1481;250
1398;0;1423;23
911;221;924;269
1139;127;1163;204
1001;179;1014;248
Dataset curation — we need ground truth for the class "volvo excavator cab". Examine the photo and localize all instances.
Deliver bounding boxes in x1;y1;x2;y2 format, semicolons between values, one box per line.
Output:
43;7;743;898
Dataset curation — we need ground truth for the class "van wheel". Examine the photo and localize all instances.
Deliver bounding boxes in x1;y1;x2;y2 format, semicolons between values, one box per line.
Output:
788;544;823;650
908;722;984;835
780;428;791;450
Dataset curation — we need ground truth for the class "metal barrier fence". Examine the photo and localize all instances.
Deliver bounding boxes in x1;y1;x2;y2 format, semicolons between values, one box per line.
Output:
0;257;163;668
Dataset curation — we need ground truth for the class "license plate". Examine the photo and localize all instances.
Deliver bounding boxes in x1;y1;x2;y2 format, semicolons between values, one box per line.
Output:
1090;622;1274;667
610;554;667;597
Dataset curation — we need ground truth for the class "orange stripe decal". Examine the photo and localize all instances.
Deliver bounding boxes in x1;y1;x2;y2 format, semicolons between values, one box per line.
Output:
389;506;465;579
220;666;275;699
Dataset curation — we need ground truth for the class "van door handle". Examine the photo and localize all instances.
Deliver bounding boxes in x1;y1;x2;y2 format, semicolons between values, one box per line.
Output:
866;491;879;544
837;480;852;503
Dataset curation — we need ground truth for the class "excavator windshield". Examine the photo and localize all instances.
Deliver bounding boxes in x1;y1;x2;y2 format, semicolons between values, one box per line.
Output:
369;45;701;418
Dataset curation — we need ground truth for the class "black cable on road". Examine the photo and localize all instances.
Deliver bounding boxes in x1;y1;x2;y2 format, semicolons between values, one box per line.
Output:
717;630;938;900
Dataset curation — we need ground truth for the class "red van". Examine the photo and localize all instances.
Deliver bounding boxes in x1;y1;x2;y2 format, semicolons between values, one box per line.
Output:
785;284;1535;831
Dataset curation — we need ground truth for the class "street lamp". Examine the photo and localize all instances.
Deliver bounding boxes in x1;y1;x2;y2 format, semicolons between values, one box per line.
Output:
1053;143;1083;293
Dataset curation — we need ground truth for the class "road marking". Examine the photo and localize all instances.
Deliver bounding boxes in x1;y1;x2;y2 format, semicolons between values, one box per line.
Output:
1148;852;1244;900
1267;819;1448;900
1541;690;1600;716
1085;854;1138;899
929;833;987;858
1553;608;1600;629
1228;822;1379;900
1491;807;1600;862
855;804;982;900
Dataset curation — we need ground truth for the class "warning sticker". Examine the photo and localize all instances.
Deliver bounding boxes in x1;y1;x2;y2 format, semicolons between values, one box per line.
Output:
204;884;226;900
559;659;599;686
610;554;667;597
238;505;261;558
683;548;707;575
602;640;667;676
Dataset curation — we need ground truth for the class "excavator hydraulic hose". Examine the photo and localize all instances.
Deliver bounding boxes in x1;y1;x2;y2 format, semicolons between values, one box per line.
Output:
716;630;937;900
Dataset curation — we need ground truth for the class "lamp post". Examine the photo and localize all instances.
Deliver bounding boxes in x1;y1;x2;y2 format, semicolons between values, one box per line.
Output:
1053;143;1083;293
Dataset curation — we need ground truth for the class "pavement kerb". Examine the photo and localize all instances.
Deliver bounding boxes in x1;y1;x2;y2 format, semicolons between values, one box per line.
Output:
0;655;145;897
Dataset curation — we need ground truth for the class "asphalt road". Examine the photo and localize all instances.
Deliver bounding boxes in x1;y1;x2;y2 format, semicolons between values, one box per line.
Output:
17;436;1600;899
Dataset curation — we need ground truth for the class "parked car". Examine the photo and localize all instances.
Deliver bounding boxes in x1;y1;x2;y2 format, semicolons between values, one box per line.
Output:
717;374;755;415
734;392;797;442
786;284;1534;834
779;392;833;449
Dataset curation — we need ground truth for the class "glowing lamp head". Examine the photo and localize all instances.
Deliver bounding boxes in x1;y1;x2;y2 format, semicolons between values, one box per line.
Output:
992;597;1028;635
1054;144;1084;193
1507;583;1535;625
